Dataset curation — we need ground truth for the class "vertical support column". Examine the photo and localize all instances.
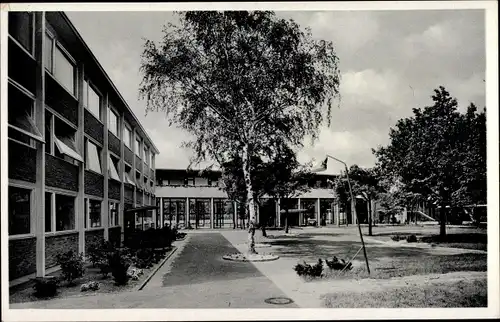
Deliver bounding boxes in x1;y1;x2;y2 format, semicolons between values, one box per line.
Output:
335;201;340;227
119;113;125;241
185;197;190;227
76;64;85;255
316;198;321;227
34;12;46;277
276;199;281;227
132;130;136;207
102;94;109;240
210;198;214;229
297;198;301;226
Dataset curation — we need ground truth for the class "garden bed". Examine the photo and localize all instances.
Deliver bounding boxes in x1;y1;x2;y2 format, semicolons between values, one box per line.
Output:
9;246;176;304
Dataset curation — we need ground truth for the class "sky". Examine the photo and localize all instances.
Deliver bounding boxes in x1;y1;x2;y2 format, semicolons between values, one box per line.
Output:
66;9;485;175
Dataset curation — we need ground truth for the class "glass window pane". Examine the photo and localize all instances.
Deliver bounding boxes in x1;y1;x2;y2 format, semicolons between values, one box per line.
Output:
87;85;101;119
123;126;131;148
9;12;33;53
108;154;120;181
86;141;102;174
83;80;88;108
109;202;119;227
54;46;74;94
55;194;75;231
135;139;140;156
45;192;52;232
44;33;53;71
87;199;101;228
108;108;118;136
9;186;31;235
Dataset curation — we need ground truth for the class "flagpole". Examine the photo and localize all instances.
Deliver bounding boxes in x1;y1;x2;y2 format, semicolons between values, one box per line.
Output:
321;155;371;275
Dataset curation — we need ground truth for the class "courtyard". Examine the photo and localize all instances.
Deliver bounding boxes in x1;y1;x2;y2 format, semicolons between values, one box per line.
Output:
10;224;487;309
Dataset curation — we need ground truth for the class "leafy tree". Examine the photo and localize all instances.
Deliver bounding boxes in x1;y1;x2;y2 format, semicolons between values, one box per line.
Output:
373;86;486;237
140;11;340;253
262;143;314;234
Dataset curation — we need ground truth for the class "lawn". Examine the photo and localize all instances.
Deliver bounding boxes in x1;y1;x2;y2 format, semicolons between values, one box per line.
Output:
322;278;487;308
265;236;487;280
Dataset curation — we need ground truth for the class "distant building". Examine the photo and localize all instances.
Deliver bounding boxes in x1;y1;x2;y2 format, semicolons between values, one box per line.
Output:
7;12;159;281
154;168;352;229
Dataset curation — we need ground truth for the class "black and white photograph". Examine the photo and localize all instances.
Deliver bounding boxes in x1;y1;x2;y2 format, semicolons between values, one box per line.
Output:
1;1;498;321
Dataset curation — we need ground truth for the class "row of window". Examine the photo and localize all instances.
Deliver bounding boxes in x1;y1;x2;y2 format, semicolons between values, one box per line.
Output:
157;177;216;187
9;185;121;236
9;12;154;167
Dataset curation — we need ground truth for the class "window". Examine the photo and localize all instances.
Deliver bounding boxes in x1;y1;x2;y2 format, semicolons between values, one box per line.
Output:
108;154;120;181
108;107;119;136
44;33;53;71
55;194;75;231
184;177;195;186
9;12;34;53
135;138;141;157
85;198;101;228
150;154;154;169
8;84;43;144
109;202;119;227
45;112;53;154
45;192;52;232
124;165;135;186
136;171;142;189
84;80;101;119
9;186;31;235
144;177;150;193
54;117;82;163
85;140;102;174
123;125;131;148
45;35;75;95
144;147;149;165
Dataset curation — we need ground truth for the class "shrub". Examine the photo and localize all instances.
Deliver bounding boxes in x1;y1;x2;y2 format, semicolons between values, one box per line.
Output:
294;259;323;278
391;235;405;242
87;238;115;267
33;276;59;297
406;234;418;243
325;256;352;271
135;248;154;268
109;250;132;285
56;251;85;285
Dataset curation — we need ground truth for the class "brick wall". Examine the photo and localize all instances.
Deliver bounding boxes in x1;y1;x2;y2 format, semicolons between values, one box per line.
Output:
45;232;79;268
108;179;121;201
124;146;133;165
9;237;36;280
84;170;104;198
84;229;104;254
124;184;134;204
108;226;122;247
8;141;36;183
108;132;121;156
45;73;78;126
84;109;104;144
46;154;78;191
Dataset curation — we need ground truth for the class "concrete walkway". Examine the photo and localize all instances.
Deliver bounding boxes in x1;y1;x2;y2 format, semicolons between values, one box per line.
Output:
11;232;298;309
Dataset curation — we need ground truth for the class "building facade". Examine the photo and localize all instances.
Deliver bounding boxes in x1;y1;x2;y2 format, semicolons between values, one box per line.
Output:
7;11;159;281
155;169;352;230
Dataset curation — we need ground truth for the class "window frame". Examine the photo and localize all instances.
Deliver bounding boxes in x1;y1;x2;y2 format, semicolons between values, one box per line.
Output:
85;138;103;175
108;106;119;137
84;197;103;229
8;11;35;56
45;188;78;234
109;201;120;227
135;138;141;158
83;79;103;121
108;153;121;181
45;30;77;97
8;181;35;238
123;123;132;148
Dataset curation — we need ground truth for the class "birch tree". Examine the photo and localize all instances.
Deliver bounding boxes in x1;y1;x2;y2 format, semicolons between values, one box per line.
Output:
140;11;340;253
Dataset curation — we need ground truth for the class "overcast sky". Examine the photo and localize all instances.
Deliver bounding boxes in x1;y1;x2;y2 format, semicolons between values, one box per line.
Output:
66;9;485;174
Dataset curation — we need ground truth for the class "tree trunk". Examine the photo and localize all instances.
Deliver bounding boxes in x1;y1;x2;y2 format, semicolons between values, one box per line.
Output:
242;144;257;254
439;194;447;237
368;199;373;236
285;209;289;234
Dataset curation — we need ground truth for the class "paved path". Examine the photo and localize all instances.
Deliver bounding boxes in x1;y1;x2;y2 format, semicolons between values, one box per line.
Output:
11;232;298;309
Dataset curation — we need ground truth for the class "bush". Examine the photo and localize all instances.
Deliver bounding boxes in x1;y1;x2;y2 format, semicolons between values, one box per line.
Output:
87;238;115;268
109;250;132;286
135;248;154;268
294;259;323;278
391;235;406;242
56;251;85;285
325;256;353;271
406;234;418;243
33;276;59;297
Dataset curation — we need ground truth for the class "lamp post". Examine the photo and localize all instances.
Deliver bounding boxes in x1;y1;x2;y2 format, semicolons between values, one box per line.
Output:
313;155;371;274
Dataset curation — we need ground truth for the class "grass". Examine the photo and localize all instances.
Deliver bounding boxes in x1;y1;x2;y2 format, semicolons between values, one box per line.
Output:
322;278;487;308
9;248;174;304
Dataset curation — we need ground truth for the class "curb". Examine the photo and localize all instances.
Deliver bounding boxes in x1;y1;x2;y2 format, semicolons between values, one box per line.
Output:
136;246;178;291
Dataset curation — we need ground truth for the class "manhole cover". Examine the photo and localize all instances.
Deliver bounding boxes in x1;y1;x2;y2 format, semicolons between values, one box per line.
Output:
265;297;294;305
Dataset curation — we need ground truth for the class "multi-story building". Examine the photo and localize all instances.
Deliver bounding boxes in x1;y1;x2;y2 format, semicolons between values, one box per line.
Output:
7;11;159;282
155;168;353;230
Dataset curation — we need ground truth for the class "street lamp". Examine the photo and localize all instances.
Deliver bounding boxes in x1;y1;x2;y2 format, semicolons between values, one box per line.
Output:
313;155;371;274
